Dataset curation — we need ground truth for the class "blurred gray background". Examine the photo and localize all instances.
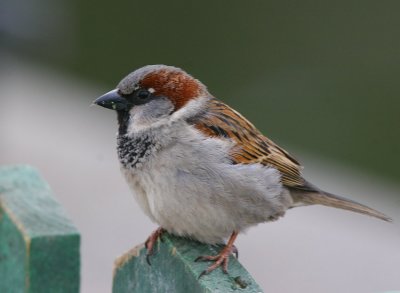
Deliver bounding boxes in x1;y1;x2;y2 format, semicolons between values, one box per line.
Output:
1;1;400;292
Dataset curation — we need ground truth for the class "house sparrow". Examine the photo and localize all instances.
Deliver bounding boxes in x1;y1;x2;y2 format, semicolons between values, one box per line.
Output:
94;65;391;276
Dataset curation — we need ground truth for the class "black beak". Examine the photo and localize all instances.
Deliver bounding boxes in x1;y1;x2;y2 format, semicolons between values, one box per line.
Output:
93;89;130;111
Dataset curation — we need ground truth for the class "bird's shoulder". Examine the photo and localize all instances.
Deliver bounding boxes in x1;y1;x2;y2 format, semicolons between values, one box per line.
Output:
190;98;305;188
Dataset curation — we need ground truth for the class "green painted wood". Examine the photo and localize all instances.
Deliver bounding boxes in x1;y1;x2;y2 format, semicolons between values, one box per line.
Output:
0;165;80;293
113;233;263;293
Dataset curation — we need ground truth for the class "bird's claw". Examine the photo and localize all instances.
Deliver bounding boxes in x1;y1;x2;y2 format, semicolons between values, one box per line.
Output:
144;227;164;266
195;232;239;278
146;253;152;266
195;246;235;278
232;245;239;259
198;270;209;279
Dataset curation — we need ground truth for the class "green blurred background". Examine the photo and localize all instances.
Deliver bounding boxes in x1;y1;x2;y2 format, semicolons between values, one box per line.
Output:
2;0;399;181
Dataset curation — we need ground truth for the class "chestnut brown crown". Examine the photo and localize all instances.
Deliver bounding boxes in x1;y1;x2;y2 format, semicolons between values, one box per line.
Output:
117;65;208;111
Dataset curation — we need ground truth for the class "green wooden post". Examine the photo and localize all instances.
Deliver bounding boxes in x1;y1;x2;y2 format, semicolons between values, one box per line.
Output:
113;233;263;293
0;165;80;293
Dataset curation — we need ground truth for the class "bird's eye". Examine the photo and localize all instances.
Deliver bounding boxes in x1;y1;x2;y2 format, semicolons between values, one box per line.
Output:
137;89;150;100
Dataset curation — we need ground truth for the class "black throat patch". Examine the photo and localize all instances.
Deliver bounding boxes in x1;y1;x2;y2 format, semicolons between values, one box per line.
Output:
117;133;157;169
117;110;130;135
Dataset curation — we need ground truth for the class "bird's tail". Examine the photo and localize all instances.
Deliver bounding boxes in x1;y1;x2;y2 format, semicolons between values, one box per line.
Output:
291;183;392;222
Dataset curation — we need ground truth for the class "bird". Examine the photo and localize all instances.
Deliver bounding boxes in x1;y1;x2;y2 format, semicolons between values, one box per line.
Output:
94;65;391;277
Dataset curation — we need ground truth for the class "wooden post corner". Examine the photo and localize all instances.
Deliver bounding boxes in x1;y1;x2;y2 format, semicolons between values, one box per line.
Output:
0;165;80;293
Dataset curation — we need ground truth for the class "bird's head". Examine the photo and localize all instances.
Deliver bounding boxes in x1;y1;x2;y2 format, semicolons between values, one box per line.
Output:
94;65;208;134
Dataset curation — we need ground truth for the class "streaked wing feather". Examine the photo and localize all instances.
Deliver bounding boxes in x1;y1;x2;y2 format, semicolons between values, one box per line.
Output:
193;98;305;188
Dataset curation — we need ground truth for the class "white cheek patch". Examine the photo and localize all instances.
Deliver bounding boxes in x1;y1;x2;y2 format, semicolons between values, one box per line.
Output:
148;88;156;93
171;95;209;122
127;99;175;133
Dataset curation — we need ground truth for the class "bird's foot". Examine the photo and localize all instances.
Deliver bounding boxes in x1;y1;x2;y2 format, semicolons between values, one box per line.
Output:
144;227;164;265
195;231;238;278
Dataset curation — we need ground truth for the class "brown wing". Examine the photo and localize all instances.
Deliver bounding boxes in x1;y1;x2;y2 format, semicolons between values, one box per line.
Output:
193;98;305;188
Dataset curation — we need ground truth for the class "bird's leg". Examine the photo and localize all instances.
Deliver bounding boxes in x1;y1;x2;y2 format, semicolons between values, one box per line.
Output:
195;231;239;278
144;227;165;265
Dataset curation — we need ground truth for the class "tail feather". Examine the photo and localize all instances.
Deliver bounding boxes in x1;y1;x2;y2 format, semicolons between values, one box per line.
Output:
291;184;392;222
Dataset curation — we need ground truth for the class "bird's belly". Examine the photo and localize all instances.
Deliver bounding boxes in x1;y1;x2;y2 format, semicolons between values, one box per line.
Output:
123;163;291;244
